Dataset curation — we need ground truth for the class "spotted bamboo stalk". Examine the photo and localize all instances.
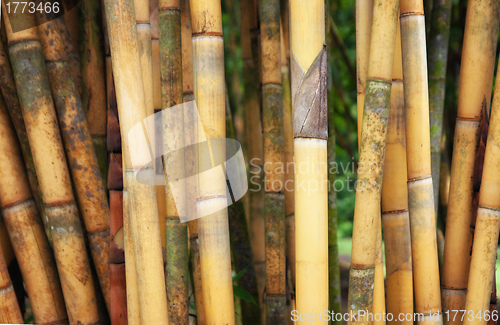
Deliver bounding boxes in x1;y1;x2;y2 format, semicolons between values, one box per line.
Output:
441;0;500;319
0;91;67;324
2;9;100;324
57;15;81;94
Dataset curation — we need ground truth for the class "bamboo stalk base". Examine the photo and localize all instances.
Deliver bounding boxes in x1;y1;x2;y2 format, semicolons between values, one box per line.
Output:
266;294;287;325
347;267;375;324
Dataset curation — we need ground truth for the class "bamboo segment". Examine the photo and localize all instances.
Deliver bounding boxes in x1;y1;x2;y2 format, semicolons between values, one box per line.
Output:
2;9;100;324
260;0;286;322
190;0;235;322
37;15;111;312
159;0;189;322
0;40;49;244
355;0;374;147
241;0;266;315
400;1;442;324
104;0;169;321
347;0;399;322
0;241;23;324
427;0;452;215
0;92;67;324
109;190;127;325
290;0;329;323
56;17;81;94
135;0;154;118
382;30;413;325
80;0;108;190
442;0;500;318
464;58;500;325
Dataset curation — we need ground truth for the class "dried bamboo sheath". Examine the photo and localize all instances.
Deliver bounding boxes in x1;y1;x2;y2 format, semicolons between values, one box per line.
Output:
2;9;100;324
104;0;168;321
0;92;67;324
36;16;111;312
442;0;500;318
400;1;442;323
159;0;189;322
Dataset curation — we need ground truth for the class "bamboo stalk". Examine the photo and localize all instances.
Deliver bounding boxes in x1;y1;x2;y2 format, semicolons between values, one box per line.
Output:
427;0;452;216
382;25;413;325
463;57;500;325
109;190;127;325
80;0;108;190
290;0;330;322
260;0;286;322
400;1;442;324
355;0;374;148
347;0;399;322
2;8;100;324
242;0;266;317
441;0;500;318
190;0;235;323
159;0;189;322
36;15;111;312
104;0;169;321
57;16;81;94
0;238;23;325
0;40;50;245
0;91;67;324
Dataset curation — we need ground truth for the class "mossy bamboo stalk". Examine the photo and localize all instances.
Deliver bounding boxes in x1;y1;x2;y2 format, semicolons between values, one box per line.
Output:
326;9;341;323
104;0;169;321
2;9;100;324
0;40;49;244
347;0;399;322
37;15;111;312
0;240;23;324
290;0;330;321
400;1;442;323
382;26;413;325
241;0;266;316
180;1;205;321
109;190;127;325
190;0;235;322
355;0;373;148
226;93;261;325
80;0;108;190
0;91;67;324
463;57;500;325
159;0;189;322
441;0;500;318
260;0;286;322
427;0;452;216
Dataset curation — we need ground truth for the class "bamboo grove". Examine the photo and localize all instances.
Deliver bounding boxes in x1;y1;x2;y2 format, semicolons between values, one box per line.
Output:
2;0;500;324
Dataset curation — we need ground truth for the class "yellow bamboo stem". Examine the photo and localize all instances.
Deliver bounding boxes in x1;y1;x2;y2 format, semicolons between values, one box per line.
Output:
0;92;67;324
441;0;500;319
104;0;169;321
400;0;442;324
382;24;413;325
0;239;23;324
2;9;99;324
190;0;235;322
463;57;500;325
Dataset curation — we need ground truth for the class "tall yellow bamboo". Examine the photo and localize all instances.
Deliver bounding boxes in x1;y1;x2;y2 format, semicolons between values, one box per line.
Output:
0;238;23;324
104;0;169;322
355;0;374;149
0;92;67;324
2;8;100;324
441;0;500;318
400;1;442;324
347;0;399;322
463;53;500;325
190;0;235;323
180;0;205;322
36;15;111;312
241;0;266;317
290;0;330;322
260;0;286;322
382;24;413;325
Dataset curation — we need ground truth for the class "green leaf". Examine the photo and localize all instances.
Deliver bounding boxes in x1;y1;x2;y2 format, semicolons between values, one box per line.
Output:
232;263;253;282
233;285;257;305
